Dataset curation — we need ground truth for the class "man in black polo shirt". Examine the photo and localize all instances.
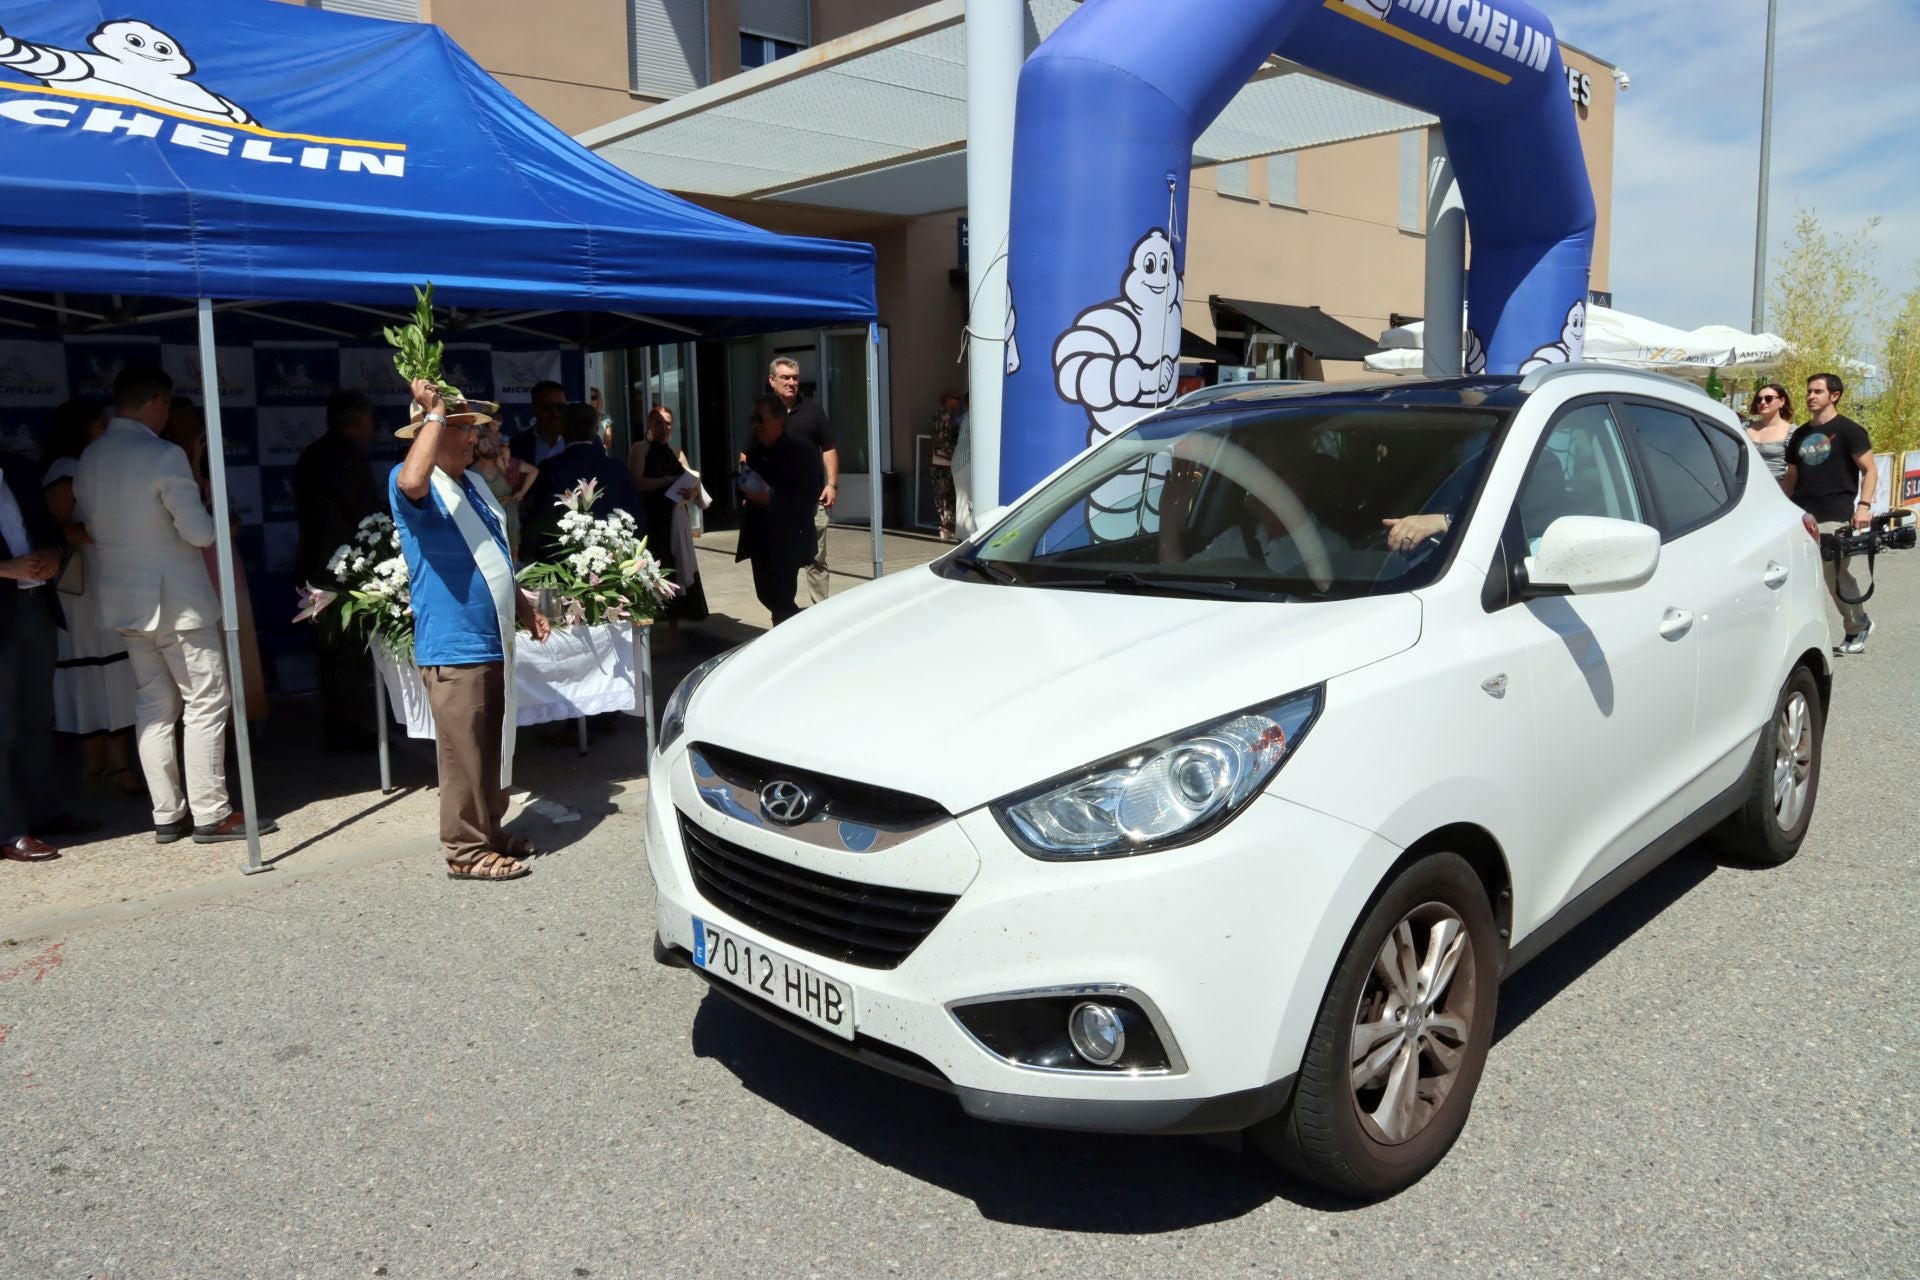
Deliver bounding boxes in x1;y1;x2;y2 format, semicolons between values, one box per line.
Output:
767;357;837;603
1784;371;1878;654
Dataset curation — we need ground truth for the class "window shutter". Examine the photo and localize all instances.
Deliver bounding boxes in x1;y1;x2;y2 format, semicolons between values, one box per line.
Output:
631;0;711;98
738;0;809;44
1216;160;1251;200
314;0;420;20
1267;152;1299;207
1398;131;1424;232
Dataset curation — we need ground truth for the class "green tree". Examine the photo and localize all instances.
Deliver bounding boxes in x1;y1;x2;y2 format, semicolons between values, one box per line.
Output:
1769;209;1884;436
1878;272;1920;456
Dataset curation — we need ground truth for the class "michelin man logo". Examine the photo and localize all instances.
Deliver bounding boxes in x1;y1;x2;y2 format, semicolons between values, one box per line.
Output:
0;18;254;126
1463;328;1487;375
1337;0;1394;19
1518;301;1587;374
1052;229;1185;538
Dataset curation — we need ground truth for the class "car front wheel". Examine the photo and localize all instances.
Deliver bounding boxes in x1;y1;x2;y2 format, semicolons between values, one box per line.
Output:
1253;852;1500;1198
1707;665;1823;865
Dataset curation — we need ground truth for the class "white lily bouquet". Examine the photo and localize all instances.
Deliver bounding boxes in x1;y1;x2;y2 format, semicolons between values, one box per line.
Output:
515;479;679;626
294;513;415;658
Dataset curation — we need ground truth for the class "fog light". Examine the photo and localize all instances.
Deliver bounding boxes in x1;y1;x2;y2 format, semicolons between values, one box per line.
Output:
1067;1002;1126;1066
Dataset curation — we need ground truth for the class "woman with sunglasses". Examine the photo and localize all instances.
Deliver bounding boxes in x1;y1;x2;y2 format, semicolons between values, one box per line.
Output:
1747;383;1795;485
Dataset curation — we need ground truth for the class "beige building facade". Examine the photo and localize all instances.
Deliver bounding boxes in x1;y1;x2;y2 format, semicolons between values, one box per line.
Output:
301;0;1616;529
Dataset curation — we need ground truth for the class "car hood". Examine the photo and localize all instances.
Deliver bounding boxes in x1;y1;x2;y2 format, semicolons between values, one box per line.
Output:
686;567;1422;813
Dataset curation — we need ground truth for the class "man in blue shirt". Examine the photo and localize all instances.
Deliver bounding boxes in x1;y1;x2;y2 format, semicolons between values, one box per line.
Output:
393;378;550;883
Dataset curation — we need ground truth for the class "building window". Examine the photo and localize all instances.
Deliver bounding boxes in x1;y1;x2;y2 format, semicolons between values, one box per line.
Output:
1398;130;1424;233
741;34;805;69
630;0;711;98
1267;152;1300;208
309;0;420;19
1216;160;1252;201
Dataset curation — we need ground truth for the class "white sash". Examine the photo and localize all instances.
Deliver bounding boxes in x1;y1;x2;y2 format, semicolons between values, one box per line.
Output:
430;467;519;787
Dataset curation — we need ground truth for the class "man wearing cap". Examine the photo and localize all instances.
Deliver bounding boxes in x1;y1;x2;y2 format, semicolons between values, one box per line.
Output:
393;379;550;883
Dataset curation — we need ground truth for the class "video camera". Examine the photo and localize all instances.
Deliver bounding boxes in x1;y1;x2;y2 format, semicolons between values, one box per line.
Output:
1819;508;1918;562
1819;508;1916;605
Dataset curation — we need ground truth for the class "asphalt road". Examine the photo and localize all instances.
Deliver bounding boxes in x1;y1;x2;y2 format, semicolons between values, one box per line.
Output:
4;559;1918;1279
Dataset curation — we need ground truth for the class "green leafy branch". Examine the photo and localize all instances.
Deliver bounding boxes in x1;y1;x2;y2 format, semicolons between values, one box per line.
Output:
382;281;459;400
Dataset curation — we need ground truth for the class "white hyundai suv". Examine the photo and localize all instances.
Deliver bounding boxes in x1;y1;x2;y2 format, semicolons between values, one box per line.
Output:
644;367;1831;1197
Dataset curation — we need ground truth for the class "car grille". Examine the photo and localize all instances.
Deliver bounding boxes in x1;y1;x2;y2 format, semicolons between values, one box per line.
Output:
691;741;948;827
678;813;959;970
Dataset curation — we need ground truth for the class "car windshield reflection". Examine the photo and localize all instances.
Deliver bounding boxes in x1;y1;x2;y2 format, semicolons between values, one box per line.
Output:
940;405;1510;601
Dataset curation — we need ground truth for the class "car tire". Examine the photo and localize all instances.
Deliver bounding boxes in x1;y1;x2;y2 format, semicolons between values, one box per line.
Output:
1706;666;1823;866
1252;852;1500;1199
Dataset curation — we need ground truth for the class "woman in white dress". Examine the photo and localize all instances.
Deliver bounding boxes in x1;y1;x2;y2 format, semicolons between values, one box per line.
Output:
38;398;142;795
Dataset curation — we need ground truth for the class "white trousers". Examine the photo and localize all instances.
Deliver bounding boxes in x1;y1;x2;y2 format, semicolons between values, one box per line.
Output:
122;625;232;827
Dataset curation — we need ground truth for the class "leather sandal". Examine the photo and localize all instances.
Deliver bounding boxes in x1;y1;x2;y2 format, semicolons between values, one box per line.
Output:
446;851;530;882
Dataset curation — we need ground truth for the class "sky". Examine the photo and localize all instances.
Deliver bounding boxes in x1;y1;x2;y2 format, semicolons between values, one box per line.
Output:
1550;0;1920;336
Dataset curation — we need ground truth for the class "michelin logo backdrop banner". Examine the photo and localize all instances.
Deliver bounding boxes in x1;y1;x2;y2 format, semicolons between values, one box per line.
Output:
0;333;583;694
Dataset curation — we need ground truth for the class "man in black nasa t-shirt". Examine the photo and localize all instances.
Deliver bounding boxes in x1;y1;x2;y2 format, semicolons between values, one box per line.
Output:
1784;372;1878;653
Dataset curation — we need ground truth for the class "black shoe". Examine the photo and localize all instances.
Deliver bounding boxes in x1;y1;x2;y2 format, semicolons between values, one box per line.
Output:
154;817;193;844
192;811;280;844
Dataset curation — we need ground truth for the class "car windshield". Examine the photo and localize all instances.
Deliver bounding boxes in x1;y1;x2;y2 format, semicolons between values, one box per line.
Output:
946;404;1510;601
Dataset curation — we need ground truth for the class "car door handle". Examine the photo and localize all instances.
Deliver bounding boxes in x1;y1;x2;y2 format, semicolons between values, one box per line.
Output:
1659;608;1695;640
1763;561;1790;589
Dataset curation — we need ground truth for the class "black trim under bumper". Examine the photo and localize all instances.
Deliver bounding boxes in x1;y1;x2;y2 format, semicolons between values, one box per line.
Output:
654;936;1295;1136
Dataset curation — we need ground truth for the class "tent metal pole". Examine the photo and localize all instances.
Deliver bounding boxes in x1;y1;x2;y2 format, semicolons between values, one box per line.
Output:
639;623;656;755
965;0;1021;518
373;652;393;794
197;299;266;874
866;322;884;580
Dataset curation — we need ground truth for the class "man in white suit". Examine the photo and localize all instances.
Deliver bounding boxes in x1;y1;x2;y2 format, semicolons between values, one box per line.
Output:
75;365;271;844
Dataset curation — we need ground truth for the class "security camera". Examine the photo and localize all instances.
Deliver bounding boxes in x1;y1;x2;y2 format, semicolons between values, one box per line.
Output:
1613;69;1631;92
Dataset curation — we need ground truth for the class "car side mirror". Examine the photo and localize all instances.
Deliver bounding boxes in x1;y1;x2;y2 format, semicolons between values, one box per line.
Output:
1521;516;1660;597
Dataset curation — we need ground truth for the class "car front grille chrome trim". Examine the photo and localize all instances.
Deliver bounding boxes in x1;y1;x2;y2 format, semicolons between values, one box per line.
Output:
689;744;948;855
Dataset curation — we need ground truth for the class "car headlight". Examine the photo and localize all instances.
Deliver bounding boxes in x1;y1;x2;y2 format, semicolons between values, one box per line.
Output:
992;687;1323;860
656;649;736;758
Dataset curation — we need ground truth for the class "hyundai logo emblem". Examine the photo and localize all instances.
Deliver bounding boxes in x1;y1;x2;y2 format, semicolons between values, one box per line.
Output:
758;780;813;825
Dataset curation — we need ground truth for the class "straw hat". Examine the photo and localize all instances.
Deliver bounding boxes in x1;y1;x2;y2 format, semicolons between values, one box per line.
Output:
396;396;499;439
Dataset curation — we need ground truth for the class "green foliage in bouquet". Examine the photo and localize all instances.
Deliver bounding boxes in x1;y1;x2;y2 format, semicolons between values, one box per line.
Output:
383;281;459;400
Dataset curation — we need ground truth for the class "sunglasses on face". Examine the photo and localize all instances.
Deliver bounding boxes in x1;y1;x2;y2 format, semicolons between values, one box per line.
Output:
1756;394;1779;404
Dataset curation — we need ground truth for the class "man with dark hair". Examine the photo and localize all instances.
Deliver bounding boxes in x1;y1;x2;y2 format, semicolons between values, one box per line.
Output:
520;403;644;559
737;392;825;625
508;380;569;467
295;388;385;749
767;357;838;603
1785;371;1879;654
76;364;270;843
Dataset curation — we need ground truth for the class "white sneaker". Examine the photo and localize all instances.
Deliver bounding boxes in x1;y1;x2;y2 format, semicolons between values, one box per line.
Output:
1839;617;1874;655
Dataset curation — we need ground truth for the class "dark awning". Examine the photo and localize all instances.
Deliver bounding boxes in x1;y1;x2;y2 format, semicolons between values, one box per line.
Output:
1179;328;1230;363
1211;297;1380;362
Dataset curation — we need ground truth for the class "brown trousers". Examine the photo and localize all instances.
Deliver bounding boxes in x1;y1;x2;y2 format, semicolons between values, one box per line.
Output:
421;662;508;865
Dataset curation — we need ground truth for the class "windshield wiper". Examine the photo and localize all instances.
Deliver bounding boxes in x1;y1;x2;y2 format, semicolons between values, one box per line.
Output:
950;553;1021;585
1035;571;1271;601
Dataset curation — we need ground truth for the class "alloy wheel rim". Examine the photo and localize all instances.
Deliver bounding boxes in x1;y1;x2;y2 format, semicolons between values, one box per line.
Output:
1348;902;1478;1146
1772;691;1814;832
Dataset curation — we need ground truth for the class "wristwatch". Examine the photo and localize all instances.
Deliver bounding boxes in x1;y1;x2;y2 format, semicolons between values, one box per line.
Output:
424;411;446;425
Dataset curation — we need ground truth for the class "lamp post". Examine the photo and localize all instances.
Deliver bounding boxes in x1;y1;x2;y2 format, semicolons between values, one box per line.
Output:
1751;0;1779;334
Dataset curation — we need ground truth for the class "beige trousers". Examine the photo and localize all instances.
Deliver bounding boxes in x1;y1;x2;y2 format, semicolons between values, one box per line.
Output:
122;625;232;827
806;502;831;605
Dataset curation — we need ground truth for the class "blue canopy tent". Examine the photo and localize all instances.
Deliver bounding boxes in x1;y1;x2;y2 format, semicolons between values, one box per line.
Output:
0;0;877;870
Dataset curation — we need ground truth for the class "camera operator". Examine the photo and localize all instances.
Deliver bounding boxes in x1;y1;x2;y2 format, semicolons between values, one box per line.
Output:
1783;372;1878;654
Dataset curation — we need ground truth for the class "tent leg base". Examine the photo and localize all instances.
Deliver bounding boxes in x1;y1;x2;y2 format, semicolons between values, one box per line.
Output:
239;863;274;876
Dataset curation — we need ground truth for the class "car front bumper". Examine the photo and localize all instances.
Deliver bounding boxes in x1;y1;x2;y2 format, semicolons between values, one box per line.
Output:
643;745;1404;1135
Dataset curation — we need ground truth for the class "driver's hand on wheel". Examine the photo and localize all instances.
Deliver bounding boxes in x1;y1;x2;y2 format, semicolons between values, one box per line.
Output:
1382;513;1449;554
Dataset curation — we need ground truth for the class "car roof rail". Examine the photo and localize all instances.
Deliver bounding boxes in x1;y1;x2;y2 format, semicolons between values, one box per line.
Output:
1517;360;1718;403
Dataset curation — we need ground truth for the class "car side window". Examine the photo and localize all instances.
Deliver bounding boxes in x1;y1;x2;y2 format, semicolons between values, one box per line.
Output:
1698;418;1747;490
1622;402;1733;535
1516;402;1644;553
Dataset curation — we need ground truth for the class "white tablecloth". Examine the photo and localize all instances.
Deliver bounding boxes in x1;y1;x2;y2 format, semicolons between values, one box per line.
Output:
373;622;639;740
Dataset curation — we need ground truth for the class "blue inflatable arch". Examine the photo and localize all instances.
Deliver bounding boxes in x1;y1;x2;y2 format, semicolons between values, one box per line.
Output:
1000;0;1596;504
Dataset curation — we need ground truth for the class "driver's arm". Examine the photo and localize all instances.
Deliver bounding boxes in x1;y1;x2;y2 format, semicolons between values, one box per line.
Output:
1380;512;1450;554
1158;461;1204;564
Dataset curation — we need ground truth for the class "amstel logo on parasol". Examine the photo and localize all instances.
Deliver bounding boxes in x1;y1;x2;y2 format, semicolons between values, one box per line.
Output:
0;17;406;177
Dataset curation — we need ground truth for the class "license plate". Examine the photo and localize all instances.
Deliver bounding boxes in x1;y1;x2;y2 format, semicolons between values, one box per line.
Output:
692;917;855;1041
